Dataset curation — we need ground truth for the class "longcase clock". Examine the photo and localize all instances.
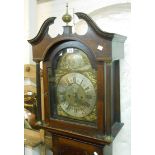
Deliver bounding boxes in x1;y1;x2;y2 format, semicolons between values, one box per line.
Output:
28;7;126;155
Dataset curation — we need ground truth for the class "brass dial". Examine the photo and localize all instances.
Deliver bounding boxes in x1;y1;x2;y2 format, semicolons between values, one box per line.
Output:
54;47;97;122
57;73;96;118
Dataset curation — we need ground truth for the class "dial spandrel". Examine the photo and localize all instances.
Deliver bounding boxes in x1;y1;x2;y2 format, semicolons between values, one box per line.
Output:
54;48;97;122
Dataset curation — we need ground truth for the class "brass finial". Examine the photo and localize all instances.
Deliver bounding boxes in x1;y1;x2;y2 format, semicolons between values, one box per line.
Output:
62;3;72;25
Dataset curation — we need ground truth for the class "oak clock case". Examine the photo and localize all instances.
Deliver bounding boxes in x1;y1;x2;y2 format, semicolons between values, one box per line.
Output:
28;12;126;155
48;42;97;125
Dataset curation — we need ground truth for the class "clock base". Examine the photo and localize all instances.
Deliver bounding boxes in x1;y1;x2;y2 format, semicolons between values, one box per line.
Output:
52;134;112;155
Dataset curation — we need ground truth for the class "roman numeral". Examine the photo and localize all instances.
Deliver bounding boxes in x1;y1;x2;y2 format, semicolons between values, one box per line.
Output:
81;108;86;115
65;78;70;85
73;107;78;113
80;79;83;85
66;104;71;110
73;77;76;83
84;86;89;91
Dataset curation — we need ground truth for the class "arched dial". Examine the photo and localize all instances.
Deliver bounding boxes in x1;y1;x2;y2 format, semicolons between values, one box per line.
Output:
57;73;96;118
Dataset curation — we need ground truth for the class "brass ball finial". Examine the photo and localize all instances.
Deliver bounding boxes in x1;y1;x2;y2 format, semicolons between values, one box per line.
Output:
62;3;72;25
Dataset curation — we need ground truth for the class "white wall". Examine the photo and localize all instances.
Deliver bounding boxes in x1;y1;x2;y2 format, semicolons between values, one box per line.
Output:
25;0;131;154
24;0;37;64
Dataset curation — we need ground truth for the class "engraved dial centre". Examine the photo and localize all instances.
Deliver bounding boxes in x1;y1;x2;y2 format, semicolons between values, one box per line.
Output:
66;83;85;106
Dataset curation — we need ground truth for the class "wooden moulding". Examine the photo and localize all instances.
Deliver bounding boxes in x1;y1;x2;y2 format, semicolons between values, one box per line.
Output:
28;12;126;63
39;125;111;146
